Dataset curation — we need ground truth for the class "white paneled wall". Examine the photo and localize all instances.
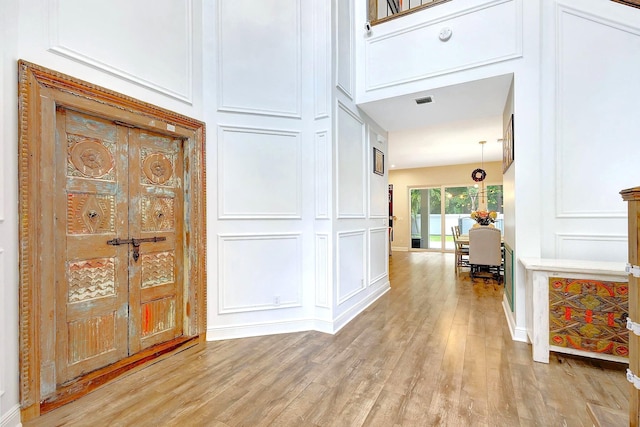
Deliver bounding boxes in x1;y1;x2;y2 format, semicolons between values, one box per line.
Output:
541;0;640;261
369;227;389;284
336;0;354;98
218;234;302;313
555;7;639;220
218;0;301;117
315;130;331;218
218;126;302;219
51;0;194;102
207;0;390;341
336;102;366;218
315;233;330;308
313;0;331;119
337;230;367;304
361;0;522;99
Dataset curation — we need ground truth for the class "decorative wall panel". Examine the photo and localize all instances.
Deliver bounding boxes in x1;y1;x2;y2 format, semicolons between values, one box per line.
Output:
337;230;366;304
218;0;301;117
50;0;193;102
549;276;628;358
556;234;627;262
365;0;520;91
218;126;301;218
314;0;330;118
555;7;640;218
337;103;365;218
369;227;388;284
336;0;354;98
219;234;302;313
315;233;330;308
315;131;330;219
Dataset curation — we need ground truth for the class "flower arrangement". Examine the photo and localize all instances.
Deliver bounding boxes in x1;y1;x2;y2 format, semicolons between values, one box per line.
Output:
471;210;497;226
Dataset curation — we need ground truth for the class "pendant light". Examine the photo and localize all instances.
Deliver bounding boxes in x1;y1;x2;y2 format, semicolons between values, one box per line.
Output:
471;141;487;209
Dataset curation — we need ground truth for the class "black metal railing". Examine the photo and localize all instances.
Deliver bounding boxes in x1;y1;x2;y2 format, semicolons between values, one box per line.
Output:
368;0;451;25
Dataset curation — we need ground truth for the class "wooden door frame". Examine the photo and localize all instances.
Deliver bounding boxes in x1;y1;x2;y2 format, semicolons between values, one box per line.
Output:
17;60;207;421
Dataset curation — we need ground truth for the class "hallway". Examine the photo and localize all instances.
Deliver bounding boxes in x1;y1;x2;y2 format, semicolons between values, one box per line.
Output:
27;252;628;426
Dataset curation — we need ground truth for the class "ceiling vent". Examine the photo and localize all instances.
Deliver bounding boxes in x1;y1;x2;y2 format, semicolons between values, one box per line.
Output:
415;96;433;105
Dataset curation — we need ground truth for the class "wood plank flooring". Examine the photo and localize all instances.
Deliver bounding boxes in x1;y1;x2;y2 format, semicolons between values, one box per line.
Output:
26;252;629;426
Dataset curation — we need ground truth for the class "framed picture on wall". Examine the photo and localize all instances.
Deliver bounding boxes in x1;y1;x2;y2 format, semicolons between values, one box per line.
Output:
612;0;640;8
502;114;514;173
373;147;384;176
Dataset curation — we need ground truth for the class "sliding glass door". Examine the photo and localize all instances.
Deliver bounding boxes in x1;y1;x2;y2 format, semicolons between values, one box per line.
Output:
410;185;503;251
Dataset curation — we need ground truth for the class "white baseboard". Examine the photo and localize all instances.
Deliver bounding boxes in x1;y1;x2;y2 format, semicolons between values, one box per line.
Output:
206;318;317;341
391;246;408;252
502;299;528;343
206;282;391;340
1;404;21;427
332;282;390;333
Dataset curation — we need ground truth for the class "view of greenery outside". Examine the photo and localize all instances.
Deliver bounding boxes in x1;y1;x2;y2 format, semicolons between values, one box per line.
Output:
411;185;504;249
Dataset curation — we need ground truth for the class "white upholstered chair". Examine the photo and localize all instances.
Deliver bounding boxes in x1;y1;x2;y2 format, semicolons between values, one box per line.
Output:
468;226;502;281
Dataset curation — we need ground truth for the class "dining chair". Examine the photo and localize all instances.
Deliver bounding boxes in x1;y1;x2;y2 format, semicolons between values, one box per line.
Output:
468;226;502;282
452;226;469;273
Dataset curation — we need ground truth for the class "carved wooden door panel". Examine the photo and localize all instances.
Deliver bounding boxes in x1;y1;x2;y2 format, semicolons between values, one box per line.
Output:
54;107;183;386
128;129;184;354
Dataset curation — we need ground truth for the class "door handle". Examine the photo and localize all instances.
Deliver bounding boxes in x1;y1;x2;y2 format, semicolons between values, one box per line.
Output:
107;236;167;262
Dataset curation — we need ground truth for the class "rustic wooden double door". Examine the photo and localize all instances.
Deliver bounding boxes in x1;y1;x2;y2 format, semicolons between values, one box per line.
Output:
18;61;206;421
56;107;184;384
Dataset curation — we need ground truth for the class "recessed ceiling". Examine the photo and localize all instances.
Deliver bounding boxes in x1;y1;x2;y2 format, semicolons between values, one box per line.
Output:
358;74;513;169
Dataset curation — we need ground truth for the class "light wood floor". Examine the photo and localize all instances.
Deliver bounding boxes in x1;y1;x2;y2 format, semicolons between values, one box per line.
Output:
27;252;629;426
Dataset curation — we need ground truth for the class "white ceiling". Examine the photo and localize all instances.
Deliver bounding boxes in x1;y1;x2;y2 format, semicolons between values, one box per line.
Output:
358;74;513;170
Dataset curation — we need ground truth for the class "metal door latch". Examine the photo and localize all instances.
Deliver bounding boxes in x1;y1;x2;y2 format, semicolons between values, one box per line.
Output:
107;236;167;262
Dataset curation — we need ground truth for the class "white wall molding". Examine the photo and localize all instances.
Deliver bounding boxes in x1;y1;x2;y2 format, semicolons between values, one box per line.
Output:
313;0;331;119
332;284;390;333
218;233;303;314
364;0;521;91
337;230;367;304
205;281;388;340
554;3;640;219
369;227;389;284
315;130;330;219
555;233;628;262
217;0;301;118
0;404;20;427
48;0;194;104
335;0;354;99
315;233;330;308
207;318;318;341
336;102;366;219
218;125;302;219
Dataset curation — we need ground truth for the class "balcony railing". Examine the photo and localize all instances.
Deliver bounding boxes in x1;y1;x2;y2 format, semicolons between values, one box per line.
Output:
368;0;451;25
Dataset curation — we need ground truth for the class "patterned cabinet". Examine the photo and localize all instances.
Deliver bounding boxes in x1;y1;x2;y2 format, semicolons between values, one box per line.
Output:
521;258;628;364
549;277;628;359
621;186;640;427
